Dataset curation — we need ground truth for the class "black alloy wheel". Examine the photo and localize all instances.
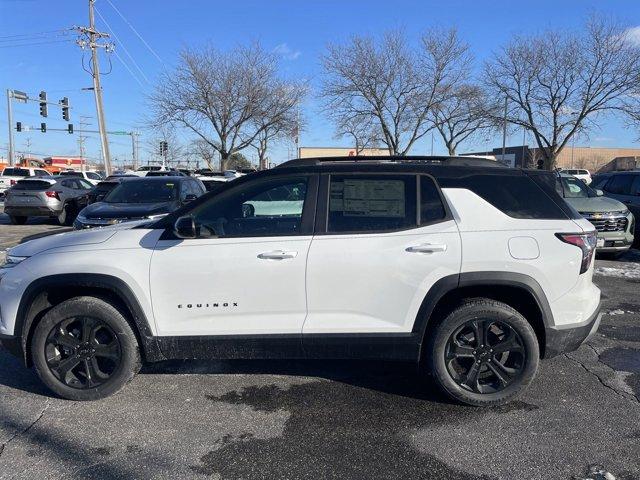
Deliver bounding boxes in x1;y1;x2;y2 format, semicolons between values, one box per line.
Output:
445;318;525;394
44;316;122;389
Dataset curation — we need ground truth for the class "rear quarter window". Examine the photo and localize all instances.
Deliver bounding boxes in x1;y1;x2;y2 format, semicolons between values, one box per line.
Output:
440;173;569;220
2;168;29;177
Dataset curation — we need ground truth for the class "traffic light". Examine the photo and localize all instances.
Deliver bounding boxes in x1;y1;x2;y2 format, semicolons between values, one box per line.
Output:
61;97;70;121
68;124;74;134
159;141;168;155
40;123;46;133
39;91;48;117
16;122;22;132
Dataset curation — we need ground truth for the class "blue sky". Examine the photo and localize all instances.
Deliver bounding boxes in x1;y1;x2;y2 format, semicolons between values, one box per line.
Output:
1;0;639;168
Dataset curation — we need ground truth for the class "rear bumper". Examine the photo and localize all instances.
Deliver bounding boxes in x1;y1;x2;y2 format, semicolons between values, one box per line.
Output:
544;300;601;358
4;206;59;217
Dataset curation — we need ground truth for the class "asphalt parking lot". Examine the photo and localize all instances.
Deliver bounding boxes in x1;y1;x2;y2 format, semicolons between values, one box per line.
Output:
0;209;639;480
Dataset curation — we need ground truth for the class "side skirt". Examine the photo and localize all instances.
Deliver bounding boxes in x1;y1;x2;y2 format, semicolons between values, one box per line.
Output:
154;333;422;362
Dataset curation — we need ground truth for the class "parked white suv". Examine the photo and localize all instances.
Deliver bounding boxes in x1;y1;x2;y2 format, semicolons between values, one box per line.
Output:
0;166;52;196
563;169;592;185
0;157;602;406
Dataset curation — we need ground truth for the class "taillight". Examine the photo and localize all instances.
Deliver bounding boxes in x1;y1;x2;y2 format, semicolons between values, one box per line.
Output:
556;231;597;274
45;191;60;200
10;180;16;185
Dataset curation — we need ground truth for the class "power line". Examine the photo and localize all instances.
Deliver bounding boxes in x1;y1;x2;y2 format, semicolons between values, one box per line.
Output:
95;6;149;84
0;29;71;41
104;0;163;63
112;51;146;88
0;39;74;49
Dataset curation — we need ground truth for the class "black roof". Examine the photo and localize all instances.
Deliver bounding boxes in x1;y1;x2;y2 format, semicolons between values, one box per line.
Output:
278;155;502;169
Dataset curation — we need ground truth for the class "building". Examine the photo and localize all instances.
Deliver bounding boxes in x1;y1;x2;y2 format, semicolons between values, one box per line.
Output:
298;147;390;158
464;145;640;171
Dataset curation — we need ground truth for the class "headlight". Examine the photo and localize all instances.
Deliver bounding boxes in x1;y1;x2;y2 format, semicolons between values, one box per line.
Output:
1;255;28;269
146;214;167;220
76;213;87;221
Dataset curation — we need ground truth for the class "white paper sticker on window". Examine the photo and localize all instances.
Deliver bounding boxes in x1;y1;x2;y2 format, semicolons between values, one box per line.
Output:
338;179;405;217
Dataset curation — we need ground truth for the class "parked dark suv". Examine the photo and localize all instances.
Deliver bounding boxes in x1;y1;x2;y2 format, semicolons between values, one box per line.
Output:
74;176;205;228
592;171;640;244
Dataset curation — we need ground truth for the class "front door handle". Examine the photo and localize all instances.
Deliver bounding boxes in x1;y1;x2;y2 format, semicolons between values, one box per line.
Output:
406;243;447;254
258;250;298;260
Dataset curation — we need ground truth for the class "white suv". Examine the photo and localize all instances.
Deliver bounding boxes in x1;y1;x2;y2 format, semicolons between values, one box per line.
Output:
0;157;602;406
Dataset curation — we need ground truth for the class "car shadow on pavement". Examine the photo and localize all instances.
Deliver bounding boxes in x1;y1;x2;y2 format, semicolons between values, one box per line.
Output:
142;358;452;404
0;347;51;397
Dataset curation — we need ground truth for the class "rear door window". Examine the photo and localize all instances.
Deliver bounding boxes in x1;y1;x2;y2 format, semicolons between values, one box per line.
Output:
327;175;417;233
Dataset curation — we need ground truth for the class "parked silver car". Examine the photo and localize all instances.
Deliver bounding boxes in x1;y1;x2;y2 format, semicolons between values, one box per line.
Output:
4;177;93;225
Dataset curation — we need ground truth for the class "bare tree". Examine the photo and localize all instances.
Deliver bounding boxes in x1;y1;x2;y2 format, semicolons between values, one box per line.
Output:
332;114;380;154
250;94;301;170
143;125;184;166
432;84;498;155
484;16;640;170
189;139;218;170
150;43;306;170
321;28;471;156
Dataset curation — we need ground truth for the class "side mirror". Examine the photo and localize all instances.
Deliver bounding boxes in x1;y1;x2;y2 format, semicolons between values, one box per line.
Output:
183;193;198;204
595;189;604;197
242;203;255;218
174;215;198;239
95;194;105;202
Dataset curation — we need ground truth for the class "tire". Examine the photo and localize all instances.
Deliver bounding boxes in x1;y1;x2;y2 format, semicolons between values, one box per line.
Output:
31;296;142;401
9;215;28;225
427;298;539;407
57;204;71;226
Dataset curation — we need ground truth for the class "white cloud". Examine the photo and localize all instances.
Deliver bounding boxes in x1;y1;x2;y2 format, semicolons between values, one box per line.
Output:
273;43;301;60
624;26;640;46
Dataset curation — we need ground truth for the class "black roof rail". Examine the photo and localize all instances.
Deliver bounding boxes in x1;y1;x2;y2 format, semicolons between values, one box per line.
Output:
277;155;504;168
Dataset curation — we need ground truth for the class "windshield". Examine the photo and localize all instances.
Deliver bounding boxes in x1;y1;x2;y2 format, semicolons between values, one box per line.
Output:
104;180;178;203
557;176;596;198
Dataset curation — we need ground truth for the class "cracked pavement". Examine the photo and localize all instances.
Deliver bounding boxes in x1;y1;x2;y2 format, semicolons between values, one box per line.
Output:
0;217;639;479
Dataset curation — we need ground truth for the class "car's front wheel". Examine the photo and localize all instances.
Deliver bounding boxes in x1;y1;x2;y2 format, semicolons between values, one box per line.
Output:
31;296;142;401
428;298;539;407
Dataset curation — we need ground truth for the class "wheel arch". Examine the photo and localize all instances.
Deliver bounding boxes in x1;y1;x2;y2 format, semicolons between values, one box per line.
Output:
15;273;163;367
414;272;553;359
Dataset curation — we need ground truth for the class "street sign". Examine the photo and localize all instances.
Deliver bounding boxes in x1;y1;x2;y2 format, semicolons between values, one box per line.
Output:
12;90;28;103
110;130;129;135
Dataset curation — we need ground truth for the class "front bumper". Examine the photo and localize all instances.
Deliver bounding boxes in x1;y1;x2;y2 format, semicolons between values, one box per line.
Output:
544;300;602;358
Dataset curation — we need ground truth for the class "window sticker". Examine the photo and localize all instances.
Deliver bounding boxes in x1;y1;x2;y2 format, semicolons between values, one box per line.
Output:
333;179;405;217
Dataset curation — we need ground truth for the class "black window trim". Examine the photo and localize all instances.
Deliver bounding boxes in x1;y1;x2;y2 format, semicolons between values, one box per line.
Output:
159;173;319;240
315;171;452;236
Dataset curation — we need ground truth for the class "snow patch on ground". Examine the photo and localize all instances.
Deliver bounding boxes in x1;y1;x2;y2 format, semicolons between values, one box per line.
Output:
594;265;640;279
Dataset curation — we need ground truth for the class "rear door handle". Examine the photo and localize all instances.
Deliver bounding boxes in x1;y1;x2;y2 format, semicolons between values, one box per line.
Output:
257;250;298;260
406;243;447;254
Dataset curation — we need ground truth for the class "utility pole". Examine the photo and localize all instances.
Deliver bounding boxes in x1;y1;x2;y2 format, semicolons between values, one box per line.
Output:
75;0;114;175
24;137;32;159
77;116;92;171
131;131;140;170
6;90;14;166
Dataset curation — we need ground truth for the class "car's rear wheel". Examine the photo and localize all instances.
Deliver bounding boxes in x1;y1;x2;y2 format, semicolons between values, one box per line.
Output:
31;296;142;401
428;298;539;406
57;204;72;226
9;215;28;225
